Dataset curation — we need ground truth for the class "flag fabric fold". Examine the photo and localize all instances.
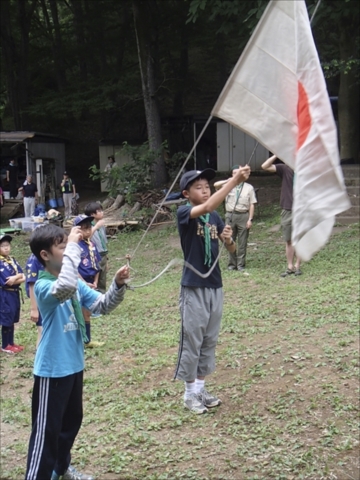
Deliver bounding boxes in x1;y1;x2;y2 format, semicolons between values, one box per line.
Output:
212;0;350;261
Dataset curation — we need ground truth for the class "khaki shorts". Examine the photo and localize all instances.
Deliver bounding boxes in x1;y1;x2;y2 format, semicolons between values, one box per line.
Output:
281;209;292;242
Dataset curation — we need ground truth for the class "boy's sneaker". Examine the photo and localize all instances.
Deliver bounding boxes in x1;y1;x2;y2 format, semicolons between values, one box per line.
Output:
1;345;15;354
184;393;208;414
12;344;24;352
198;387;221;408
61;465;94;480
90;313;102;318
85;341;104;348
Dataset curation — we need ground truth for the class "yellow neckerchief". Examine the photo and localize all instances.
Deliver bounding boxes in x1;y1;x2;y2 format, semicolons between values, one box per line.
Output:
84;239;97;270
0;255;19;274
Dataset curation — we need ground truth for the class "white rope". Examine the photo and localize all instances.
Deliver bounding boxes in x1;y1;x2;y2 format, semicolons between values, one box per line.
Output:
126;245;225;289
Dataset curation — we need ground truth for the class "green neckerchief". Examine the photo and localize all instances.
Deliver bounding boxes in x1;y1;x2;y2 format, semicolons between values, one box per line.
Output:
234;182;244;207
38;270;88;342
187;202;212;267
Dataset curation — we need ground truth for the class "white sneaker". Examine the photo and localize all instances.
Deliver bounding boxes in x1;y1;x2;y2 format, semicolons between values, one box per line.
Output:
184;393;208;414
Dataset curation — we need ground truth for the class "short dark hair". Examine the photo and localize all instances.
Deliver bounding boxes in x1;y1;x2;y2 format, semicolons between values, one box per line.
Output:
84;202;103;216
29;224;67;266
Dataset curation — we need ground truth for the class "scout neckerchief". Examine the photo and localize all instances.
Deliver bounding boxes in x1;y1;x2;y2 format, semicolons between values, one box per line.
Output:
38;270;88;342
85;239;98;270
187;202;212;267
233;182;244;210
0;255;19;274
0;255;24;301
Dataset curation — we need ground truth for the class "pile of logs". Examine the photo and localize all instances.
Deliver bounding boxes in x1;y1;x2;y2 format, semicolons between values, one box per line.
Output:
101;191;185;233
62;190;185;235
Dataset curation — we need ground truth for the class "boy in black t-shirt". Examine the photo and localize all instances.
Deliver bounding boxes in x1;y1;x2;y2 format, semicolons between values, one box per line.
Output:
175;165;250;414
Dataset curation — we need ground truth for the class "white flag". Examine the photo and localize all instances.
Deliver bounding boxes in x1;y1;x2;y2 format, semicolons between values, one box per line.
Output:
212;0;350;261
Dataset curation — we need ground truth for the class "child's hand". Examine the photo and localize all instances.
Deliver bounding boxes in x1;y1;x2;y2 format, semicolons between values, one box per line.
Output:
222;225;233;241
30;309;39;323
114;265;130;287
5;275;16;286
87;282;96;289
68;227;83;244
234;165;251;184
5;275;21;287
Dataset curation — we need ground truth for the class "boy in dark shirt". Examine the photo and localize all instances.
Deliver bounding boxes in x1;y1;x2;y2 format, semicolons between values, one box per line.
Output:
175;166;250;414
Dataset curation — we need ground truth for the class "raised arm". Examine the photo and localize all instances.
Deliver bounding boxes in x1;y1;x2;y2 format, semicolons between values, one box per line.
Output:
190;166;250;219
261;154;277;173
213;179;230;191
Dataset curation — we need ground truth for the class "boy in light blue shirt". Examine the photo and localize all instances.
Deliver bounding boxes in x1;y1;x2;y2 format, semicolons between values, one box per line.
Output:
25;224;130;480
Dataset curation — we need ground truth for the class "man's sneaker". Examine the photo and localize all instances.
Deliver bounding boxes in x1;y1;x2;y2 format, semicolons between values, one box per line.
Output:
85;341;104;348
184;393;208;414
1;345;15;354
63;465;95;480
12;344;24;352
198;387;221;408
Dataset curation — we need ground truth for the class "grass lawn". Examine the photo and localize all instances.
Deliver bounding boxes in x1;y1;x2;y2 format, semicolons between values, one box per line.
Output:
0;206;359;480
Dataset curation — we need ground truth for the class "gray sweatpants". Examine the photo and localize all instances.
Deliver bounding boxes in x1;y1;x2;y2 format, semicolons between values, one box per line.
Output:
63;193;72;218
174;286;223;382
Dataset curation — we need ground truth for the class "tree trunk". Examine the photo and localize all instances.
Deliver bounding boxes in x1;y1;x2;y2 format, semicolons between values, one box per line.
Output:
71;0;88;83
0;0;21;129
17;0;37;129
338;18;359;163
48;0;67;90
132;0;167;187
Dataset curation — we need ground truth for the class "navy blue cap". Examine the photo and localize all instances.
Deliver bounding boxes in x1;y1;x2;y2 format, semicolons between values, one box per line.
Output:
180;169;216;191
73;215;93;226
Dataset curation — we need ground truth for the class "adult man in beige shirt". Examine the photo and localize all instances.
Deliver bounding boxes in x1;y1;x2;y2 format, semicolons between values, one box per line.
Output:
214;165;257;271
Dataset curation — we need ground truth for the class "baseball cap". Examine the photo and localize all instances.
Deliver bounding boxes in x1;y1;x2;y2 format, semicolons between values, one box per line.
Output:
0;234;12;244
231;165;240;171
63;171;69;175
73;214;93;226
180;169;216;191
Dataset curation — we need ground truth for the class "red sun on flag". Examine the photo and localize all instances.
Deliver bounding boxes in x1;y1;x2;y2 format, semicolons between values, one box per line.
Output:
297;81;311;152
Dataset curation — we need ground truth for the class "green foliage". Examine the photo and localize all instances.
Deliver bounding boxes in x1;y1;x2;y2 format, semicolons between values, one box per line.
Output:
89;142;188;200
89;141;159;200
323;58;360;81
163;150;190;181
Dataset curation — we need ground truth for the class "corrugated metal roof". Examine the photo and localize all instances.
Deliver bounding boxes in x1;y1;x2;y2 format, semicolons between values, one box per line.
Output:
0;131;36;142
0;131;65;143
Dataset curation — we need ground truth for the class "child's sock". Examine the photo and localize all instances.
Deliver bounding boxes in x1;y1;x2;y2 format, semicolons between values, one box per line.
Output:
184;381;196;400
9;325;14;345
1;327;10;349
85;323;91;343
195;378;205;394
